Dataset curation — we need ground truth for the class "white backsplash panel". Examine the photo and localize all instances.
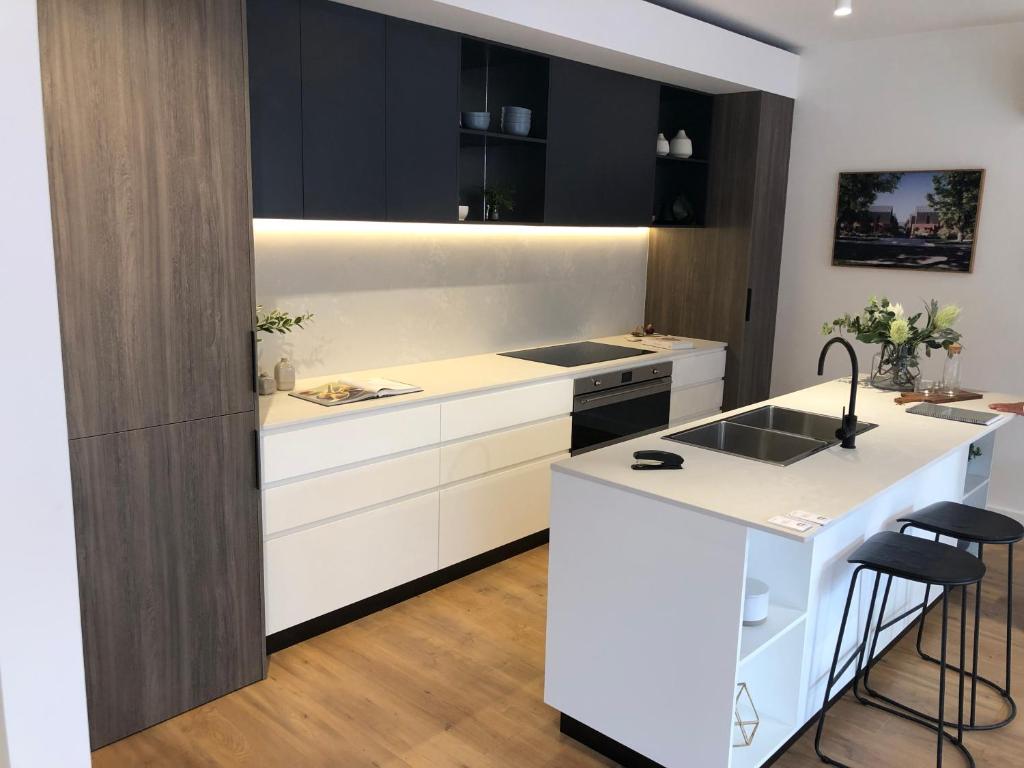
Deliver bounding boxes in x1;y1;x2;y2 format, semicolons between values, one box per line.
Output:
254;220;649;377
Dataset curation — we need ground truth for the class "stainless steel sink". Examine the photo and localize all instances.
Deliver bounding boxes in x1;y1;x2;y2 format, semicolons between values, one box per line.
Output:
664;421;829;466
663;406;878;466
727;405;877;444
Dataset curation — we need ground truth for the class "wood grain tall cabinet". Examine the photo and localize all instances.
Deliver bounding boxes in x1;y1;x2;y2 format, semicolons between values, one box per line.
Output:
646;91;794;410
37;0;265;749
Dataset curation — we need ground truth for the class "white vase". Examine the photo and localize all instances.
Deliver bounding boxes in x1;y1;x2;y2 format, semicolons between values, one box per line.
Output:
655;132;669;156
274;357;296;391
669;129;693;158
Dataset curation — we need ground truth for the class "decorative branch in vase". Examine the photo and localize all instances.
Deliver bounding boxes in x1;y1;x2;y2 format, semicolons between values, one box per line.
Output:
821;297;962;391
255;305;315;395
256;305;315;338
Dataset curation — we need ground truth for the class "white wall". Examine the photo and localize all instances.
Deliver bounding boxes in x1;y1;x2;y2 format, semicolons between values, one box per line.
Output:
0;2;91;765
773;23;1024;515
341;0;798;97
255;221;649;377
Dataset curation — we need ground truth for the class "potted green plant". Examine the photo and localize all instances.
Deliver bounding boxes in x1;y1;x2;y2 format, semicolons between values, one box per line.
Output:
821;297;962;391
482;184;516;221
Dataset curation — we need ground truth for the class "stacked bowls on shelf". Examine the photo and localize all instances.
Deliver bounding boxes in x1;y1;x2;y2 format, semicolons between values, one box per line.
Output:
500;106;531;136
461;111;491;131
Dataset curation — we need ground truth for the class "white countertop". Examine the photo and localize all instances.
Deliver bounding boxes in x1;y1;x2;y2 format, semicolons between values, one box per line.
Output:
552;379;1018;541
259;335;727;431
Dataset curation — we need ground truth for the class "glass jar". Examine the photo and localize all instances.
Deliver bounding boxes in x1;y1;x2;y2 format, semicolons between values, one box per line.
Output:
942;343;962;396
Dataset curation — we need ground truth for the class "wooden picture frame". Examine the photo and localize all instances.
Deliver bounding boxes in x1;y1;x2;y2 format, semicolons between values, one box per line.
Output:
832;169;984;273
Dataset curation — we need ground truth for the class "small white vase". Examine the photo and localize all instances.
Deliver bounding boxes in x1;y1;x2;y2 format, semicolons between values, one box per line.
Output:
669;129;693;159
655;132;669;156
274;357;296;391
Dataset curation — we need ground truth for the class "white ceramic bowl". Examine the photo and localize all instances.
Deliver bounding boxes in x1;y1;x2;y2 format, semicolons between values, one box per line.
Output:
742;578;770;626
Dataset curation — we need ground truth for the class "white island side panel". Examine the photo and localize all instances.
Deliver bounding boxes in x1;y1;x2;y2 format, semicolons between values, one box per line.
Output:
545;472;749;768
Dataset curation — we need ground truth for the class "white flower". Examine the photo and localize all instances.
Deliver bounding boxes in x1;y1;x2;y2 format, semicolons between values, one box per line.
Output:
890;302;904;318
889;318;911;345
934;305;961;329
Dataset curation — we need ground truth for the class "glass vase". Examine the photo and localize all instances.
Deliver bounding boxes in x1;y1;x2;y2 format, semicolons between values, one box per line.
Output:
870;342;920;391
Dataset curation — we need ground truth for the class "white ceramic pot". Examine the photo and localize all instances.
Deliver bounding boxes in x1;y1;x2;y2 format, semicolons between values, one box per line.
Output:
656;132;669;156
742;578;770;626
458;205;469;221
669;129;693;159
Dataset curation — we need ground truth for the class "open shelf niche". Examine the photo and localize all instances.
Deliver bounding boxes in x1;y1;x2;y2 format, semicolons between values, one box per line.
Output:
458;38;548;224
730;528;812;768
963;431;996;506
653;84;713;227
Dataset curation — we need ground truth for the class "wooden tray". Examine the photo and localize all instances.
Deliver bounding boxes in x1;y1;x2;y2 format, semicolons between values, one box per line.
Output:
894;390;983;405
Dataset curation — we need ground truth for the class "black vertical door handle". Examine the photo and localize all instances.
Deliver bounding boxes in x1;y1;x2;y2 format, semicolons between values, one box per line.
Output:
745;288;753;322
250;330;259;393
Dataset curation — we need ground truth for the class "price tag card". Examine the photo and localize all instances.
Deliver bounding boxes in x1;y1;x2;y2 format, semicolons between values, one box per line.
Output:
768;515;815;533
789;510;832;526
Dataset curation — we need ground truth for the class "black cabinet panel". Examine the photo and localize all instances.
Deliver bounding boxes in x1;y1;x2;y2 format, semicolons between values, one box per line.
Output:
545;59;659;226
301;0;385;220
247;0;303;218
385;18;459;222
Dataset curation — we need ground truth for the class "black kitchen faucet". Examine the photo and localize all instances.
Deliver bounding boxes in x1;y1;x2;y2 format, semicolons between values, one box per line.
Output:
817;337;859;449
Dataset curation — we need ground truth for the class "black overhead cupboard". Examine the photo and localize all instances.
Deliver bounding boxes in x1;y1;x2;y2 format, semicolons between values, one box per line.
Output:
246;0;716;227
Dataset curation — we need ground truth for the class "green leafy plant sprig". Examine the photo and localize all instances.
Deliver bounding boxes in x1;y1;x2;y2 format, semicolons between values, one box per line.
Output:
256;305;314;341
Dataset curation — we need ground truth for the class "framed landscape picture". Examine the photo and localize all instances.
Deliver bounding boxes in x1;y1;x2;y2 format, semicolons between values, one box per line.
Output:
832;169;984;272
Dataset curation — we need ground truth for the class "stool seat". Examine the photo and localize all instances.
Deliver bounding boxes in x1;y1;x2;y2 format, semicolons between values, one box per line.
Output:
849;531;986;587
899;501;1024;545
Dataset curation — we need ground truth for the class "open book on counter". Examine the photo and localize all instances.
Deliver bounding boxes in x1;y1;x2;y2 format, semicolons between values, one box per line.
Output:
289;378;422;407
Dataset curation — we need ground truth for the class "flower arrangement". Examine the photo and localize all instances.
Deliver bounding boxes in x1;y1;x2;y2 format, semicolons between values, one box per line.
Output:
821;297;962;390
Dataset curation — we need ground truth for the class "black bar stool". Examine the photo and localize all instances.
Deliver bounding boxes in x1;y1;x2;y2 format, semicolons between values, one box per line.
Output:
868;501;1023;731
815;531;985;768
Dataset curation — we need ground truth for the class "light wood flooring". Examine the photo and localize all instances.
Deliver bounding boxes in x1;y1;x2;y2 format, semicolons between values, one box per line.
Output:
94;543;1023;767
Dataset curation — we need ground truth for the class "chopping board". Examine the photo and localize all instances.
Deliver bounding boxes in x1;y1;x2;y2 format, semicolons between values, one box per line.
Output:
894;390;983;405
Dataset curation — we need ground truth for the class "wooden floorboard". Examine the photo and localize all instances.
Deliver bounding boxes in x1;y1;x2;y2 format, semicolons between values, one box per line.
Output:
93;543;1023;767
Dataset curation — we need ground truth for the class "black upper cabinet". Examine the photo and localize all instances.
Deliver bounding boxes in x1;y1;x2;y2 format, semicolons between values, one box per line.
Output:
301;0;386;220
385;19;459;222
545;59;659;226
246;0;303;218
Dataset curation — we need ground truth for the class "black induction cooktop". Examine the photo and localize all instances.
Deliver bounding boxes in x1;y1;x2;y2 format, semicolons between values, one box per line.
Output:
498;341;655;367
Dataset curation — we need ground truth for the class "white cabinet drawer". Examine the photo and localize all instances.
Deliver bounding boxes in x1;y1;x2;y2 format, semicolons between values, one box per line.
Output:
671;350;726;389
262;403;440;483
669;380;725;423
264;448;440;535
439;455;562;568
440;379;572;441
264;492;439;634
440;417;570;485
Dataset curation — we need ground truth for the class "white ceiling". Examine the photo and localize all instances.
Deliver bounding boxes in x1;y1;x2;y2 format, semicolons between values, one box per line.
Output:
647;0;1024;52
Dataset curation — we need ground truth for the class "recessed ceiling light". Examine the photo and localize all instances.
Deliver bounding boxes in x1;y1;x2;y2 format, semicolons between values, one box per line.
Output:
834;0;852;17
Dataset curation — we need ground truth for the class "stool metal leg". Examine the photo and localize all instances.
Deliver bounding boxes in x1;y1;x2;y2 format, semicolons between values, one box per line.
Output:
970;543;983;726
815;566;863;768
937;587;948;768
853;580;976;768
899;528;1017;731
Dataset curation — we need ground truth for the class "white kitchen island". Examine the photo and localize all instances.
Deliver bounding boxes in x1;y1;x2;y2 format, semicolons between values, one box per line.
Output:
544;379;1018;768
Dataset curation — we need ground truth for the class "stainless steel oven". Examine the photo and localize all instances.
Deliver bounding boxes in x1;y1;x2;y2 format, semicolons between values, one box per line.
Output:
571;362;673;455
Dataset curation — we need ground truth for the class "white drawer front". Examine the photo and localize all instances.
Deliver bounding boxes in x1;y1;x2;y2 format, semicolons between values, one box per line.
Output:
441;416;570;485
440;379;572;441
671;349;726;389
264;492;439;634
262;403;440;483
670;380;725;423
439;455;562;568
264;448;440;535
